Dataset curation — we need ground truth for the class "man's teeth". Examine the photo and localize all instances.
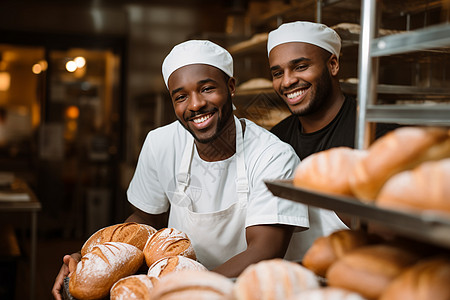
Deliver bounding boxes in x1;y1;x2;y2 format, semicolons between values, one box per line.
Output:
287;89;306;99
193;114;212;124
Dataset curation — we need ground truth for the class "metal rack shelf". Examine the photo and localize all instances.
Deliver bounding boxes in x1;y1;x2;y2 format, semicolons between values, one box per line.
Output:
265;180;450;249
366;104;450;125
371;23;450;57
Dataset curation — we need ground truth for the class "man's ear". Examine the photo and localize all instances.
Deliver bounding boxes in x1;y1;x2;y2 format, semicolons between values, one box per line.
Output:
228;77;236;95
328;54;340;77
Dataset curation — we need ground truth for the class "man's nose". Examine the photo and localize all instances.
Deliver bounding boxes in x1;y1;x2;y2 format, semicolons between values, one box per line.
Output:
187;92;206;111
282;70;298;89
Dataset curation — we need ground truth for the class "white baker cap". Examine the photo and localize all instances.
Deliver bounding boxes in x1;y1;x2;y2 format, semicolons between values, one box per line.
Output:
267;21;341;58
162;40;233;88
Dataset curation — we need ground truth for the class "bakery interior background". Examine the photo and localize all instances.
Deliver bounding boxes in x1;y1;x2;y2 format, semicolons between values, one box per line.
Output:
0;0;448;299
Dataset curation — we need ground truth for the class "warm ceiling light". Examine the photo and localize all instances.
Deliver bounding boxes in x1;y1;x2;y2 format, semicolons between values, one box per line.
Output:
32;63;42;74
65;105;80;119
38;60;48;71
0;72;11;91
66;60;77;72
74;56;86;68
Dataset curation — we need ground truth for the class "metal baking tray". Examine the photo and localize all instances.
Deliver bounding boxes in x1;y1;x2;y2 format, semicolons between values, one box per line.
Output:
265;180;450;249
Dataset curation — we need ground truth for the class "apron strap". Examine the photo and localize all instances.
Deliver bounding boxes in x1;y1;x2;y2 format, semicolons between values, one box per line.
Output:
176;134;194;191
234;116;249;203
175;116;249;202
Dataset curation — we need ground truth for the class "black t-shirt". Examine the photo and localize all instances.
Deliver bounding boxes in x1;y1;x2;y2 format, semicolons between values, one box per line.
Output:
270;95;398;160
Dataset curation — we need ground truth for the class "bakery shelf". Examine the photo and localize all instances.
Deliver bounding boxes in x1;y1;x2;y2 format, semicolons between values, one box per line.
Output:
341;82;450;98
265;179;450;249
366;104;450;125
371;23;450;57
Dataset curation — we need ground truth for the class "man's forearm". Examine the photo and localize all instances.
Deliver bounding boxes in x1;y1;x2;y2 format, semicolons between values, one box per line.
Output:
125;209;169;229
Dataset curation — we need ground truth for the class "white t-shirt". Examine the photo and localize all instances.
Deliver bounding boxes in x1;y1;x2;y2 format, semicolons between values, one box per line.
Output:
127;118;346;261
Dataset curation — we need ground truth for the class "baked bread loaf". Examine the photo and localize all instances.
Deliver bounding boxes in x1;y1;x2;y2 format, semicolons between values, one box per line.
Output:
147;255;207;278
293;147;368;196
81;222;156;256
302;229;373;277
233;258;319;300
349;126;450;202
149;270;234;300
377;159;450;214
288;287;368;300
69;242;144;300
143;227;196;267
379;256;450;300
326;244;420;300
110;274;159;300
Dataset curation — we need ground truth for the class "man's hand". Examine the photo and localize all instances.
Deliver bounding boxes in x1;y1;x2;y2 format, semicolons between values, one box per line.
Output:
51;252;81;300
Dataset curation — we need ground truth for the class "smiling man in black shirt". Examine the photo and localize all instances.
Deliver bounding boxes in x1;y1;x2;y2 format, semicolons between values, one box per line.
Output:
268;21;397;160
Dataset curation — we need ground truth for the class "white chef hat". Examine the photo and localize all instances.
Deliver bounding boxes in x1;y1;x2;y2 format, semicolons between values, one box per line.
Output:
267;21;341;58
162;40;234;88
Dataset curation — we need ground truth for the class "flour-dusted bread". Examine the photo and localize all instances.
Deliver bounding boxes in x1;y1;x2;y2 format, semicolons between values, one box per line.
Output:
377;159;450;215
143;227;196;267
69;242;144;300
302;229;374;277
149;270;234;300
233;258;320;300
81;222;156;256
379;256;450;300
147;255;207;278
349;126;450;202
110;274;159;300
288;287;368;300
326;244;421;300
293;147;368;196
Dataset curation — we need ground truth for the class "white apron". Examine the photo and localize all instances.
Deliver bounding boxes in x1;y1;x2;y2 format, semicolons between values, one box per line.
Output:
169;116;248;270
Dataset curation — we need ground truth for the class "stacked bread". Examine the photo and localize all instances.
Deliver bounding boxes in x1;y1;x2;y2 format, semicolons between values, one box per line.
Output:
302;229;376;277
143;227;197;267
300;227;450;299
67;223;206;300
233;258;320;300
150;270;234;300
69;242;145;300
110;274;158;300
80;222;156;256
293;126;450;216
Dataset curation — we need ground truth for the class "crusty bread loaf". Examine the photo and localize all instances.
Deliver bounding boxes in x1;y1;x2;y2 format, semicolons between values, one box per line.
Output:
288;287;368;300
143;228;196;267
110;274;159;300
233;258;319;300
349;126;450;202
326;244;420;300
81;222;156;256
147;255;207;278
377;159;450;214
149;270;234;300
302;229;373;277
69;242;144;300
293;147;368;196
379;256;450;300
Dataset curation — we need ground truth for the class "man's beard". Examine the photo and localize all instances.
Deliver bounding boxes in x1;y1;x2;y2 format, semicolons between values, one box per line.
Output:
292;66;332;117
178;91;234;144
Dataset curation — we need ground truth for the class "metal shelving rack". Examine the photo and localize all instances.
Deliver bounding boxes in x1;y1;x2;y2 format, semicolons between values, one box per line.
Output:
356;0;450;149
264;0;450;249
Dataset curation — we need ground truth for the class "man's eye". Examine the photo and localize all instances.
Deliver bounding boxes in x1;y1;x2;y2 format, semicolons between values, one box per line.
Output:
295;64;308;71
201;86;215;93
272;71;282;78
174;95;186;102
